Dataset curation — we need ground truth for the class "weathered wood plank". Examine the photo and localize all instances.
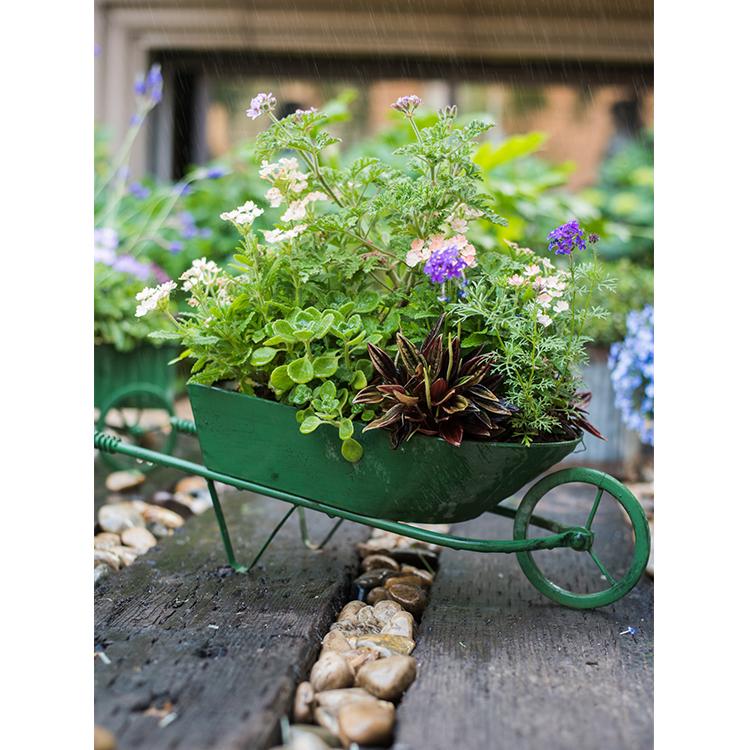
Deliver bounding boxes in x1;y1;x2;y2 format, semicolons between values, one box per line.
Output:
95;490;371;750
394;486;653;750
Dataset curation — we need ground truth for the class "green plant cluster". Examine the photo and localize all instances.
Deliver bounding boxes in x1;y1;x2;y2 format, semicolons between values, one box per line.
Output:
139;94;615;458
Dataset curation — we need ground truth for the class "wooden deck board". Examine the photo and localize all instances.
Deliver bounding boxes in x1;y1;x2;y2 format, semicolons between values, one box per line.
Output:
393;485;653;750
95;490;370;750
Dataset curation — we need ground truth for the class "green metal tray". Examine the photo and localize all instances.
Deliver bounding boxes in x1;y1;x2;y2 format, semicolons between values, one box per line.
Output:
188;384;580;524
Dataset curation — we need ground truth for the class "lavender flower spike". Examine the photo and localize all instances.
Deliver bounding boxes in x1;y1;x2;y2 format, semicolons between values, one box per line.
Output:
246;92;277;120
547;220;587;256
391;95;422;115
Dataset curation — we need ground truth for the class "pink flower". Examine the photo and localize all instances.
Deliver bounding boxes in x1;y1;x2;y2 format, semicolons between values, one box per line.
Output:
391;95;422;114
406;238;429;267
553;300;570;313
507;274;525;286
524;264;541;277
537;312;552;327
537;292;553;308
246;92;276;120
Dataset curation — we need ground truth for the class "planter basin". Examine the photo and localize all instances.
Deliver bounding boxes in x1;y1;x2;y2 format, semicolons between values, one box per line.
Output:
188;384;580;524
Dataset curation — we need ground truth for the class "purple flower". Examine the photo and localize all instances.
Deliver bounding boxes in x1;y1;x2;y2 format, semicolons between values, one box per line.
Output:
205;165;229;179
547;220;587;256
391;95;422;115
134;64;163;104
111;254;152;281
424;244;467;284
145;64;163;103
246;92;277;120
168;241;184;253
129;113;143;127
128;182;150;199
177;211;198;239
94;227;119;264
588;232;600;244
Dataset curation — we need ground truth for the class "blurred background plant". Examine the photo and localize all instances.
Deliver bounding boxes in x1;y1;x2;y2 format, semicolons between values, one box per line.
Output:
608;305;654;445
94;64;233;351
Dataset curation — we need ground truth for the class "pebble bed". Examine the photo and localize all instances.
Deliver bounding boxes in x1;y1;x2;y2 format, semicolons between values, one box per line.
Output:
94;472;212;582
279;524;449;749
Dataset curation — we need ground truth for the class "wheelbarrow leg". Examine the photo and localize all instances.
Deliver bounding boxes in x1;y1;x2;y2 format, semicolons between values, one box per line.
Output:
207;479;248;573
207;480;298;573
297;508;344;550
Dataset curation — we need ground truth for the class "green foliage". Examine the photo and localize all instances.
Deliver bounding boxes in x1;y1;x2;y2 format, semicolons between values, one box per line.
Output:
451;239;611;444
586;259;654;346
94;71;233;352
580;133;654;264
139;95;622;456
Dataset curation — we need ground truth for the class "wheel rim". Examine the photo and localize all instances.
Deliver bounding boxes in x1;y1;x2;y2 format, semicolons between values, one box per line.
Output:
514;467;650;609
96;384;176;472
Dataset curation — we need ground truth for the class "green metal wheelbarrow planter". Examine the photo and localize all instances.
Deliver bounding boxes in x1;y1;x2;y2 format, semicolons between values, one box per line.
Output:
94;383;651;610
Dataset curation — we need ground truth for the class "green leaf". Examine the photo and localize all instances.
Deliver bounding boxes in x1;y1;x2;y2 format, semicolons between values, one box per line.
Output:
250;347;278;366
300;415;322;434
353;291;380;313
350;369;368;390
317;380;337;399
270;364;294;392
289;384;313;406
313;313;335;340
313;355;338;378
362;410;375;422
147;330;182;341
287;356;315;384
338;418;354;440
341;438;363;463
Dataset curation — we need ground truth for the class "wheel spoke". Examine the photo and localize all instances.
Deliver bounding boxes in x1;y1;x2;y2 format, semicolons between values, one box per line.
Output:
585;487;604;530
589;550;617;585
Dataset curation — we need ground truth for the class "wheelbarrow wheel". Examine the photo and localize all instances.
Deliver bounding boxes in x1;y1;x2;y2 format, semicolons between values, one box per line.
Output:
96;383;176;472
513;467;650;609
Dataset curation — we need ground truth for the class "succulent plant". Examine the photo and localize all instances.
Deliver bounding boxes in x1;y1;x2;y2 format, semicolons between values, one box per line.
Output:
353;315;517;448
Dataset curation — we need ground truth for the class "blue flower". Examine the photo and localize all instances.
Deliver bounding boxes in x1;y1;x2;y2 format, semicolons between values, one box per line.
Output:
168;241;184;254
547;220;587;256
205;165;229;179
609;305;654;446
128;182;150;199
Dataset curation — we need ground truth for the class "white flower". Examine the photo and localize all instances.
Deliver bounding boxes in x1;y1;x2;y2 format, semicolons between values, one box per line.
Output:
179;257;221;291
541;258;554;269
537;311;552;327
507;274;525;287
524;264;541;277
537;292;553;308
262;224;308;244
281;191;328;222
265;187;283;208
281;200;306;222
553;300;570;313
135;281;176;317
220;201;264;226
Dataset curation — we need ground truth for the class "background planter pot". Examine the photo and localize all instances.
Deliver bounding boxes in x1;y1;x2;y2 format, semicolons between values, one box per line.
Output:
94;344;182;471
188;384;580;524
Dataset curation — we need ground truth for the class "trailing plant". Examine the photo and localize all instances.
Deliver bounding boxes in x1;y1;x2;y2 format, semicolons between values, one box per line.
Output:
353;315;516;447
